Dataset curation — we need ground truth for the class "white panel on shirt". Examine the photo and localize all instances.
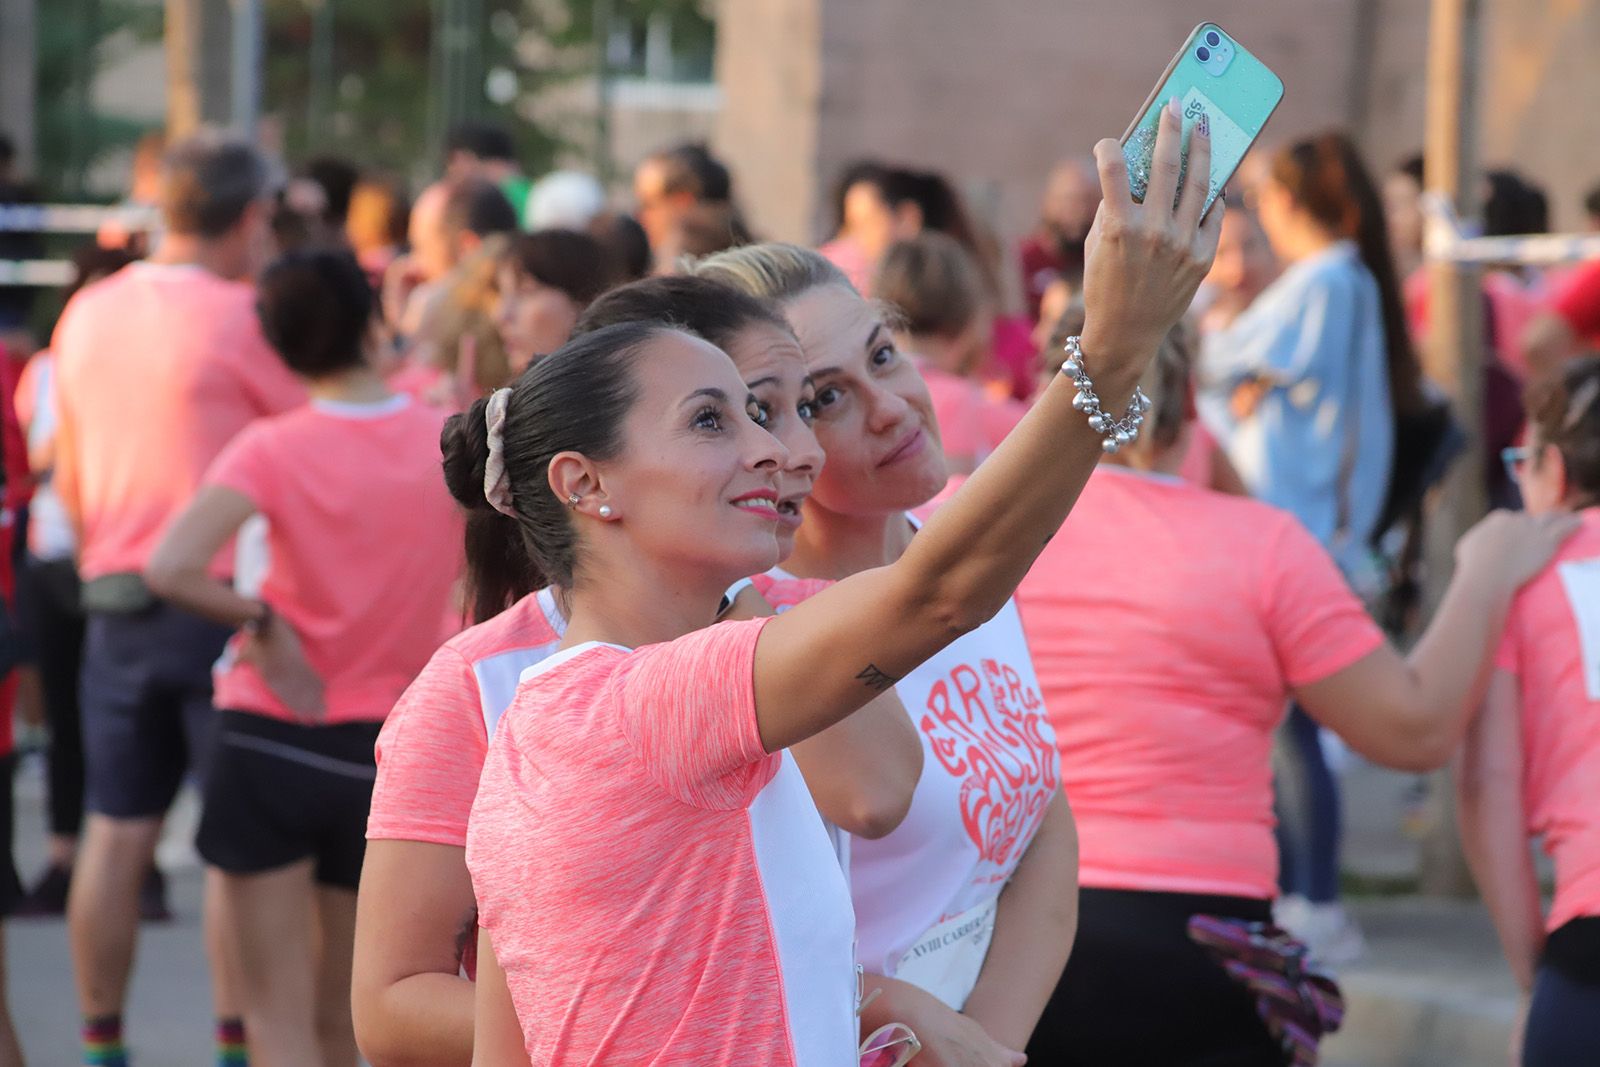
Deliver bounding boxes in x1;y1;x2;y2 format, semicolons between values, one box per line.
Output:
747;753;860;1067
1558;556;1600;700
232;514;270;599
476;587;566;738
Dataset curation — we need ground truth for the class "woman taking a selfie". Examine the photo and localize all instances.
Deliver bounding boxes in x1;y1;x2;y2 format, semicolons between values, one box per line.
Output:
463;110;1219;1064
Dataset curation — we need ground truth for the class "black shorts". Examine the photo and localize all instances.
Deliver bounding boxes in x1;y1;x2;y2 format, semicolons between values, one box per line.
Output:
196;711;382;890
1027;887;1288;1067
0;755;20;916
80;603;232;818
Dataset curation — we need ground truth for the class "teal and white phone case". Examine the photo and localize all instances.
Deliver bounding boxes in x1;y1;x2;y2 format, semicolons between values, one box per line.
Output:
1121;23;1285;214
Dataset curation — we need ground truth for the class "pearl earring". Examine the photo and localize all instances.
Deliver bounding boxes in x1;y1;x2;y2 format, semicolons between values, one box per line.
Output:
598;505;613;519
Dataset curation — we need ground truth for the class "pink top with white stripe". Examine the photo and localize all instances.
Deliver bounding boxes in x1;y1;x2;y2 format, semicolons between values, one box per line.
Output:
467;619;858;1065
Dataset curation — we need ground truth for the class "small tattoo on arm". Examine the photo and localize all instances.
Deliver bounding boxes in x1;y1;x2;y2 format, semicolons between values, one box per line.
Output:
855;663;900;692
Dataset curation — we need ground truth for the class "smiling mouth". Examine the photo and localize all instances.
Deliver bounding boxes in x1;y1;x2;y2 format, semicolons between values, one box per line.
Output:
879;429;926;467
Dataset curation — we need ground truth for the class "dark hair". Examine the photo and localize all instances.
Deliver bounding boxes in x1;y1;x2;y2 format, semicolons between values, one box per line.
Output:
441;322;673;621
1483;169;1549;238
1527;356;1600;502
446;121;517;164
66;243;137;302
254;248;373;377
574;274;790;352
649;143;732;203
305;156;360;227
162;134;271;238
1586;182;1600;222
1396;153;1425;186
874;232;986;339
590;213;652;282
830;160;889;235
509;230;615;307
1272;132;1426;418
444;177;518;239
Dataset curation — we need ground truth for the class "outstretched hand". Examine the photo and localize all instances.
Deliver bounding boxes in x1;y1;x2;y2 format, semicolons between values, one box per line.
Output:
1079;99;1224;379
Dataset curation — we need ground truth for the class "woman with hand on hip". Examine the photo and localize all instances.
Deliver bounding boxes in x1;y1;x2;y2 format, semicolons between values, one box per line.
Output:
145;249;464;1067
352;273;922;1066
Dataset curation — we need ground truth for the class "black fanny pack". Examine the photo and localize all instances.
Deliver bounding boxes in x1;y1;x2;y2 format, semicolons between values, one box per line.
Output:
80;573;158;615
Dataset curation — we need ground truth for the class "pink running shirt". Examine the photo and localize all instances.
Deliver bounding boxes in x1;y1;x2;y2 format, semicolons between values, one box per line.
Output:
1016;466;1385;899
368;587;566;847
1494;509;1600;931
205;396;463;724
52;263;306;579
764;554;1061;1011
467;619;859;1066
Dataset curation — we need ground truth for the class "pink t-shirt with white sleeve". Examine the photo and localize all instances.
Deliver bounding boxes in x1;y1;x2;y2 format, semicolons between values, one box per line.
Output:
204;396;463;724
466;619;858;1066
1493;509;1600;932
1016;466;1385;900
764;546;1062;1011
368;587;567;848
52;263;307;579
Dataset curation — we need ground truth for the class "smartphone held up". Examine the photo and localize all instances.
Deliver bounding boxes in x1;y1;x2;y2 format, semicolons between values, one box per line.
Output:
1121;23;1284;215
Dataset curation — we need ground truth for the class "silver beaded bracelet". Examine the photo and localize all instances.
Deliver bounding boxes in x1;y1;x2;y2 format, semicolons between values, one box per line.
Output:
1060;335;1151;454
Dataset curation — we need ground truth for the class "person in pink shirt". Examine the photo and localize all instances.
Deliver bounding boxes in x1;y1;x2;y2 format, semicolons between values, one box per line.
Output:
1458;357;1600;1067
1015;324;1575;1066
51;133;305;1067
697;240;1074;1064
464;114;1219;1066
352;274;921;1067
874;233;1028;477
145;248;461;1067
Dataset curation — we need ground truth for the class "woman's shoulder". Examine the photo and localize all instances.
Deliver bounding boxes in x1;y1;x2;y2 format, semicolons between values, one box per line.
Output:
444;588;567;664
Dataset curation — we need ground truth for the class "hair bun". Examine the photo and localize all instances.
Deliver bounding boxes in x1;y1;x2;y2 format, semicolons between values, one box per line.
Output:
441;396;495;511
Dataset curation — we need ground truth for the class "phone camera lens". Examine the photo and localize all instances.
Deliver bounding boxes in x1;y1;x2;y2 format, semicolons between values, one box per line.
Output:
1205;30;1221;46
1197;46;1211;62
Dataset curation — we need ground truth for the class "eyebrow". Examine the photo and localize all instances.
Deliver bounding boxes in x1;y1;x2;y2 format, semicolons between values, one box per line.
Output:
863;323;886;353
684;387;730;406
744;376;782;391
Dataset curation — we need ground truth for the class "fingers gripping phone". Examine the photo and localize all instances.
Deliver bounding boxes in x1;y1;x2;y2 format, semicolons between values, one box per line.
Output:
1121;22;1285;215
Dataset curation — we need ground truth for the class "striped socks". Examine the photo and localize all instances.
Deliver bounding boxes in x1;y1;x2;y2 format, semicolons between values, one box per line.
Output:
216;1017;248;1066
81;1015;127;1067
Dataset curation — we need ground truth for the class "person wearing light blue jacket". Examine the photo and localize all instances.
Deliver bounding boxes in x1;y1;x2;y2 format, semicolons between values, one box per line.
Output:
1198;133;1428;966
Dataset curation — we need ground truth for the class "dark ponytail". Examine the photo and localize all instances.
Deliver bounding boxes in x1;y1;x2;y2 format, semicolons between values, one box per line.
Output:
1271;133;1426;420
440;320;672;623
441;399;545;623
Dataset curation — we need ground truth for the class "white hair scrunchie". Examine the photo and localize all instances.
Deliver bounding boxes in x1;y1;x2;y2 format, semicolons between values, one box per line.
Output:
482;387;517;518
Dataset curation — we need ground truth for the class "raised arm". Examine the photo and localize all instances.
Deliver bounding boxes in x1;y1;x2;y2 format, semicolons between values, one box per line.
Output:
754;108;1220;752
1292;510;1576;771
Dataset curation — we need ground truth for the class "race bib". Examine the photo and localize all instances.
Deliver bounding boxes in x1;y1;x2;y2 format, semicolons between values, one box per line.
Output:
1558;557;1600;699
890;897;998;1010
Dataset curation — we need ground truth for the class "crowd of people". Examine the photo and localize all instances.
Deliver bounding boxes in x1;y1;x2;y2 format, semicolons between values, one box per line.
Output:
0;98;1595;1067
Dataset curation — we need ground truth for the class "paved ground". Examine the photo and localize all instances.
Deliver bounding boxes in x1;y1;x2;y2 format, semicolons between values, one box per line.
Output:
6;752;1521;1066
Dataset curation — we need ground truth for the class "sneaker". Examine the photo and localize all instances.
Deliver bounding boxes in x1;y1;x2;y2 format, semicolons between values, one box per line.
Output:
14;863;72;918
1279;900;1367;968
139;866;173;924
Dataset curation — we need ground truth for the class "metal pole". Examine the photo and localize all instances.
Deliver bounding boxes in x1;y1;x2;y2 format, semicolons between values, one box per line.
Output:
1418;0;1485;898
307;0;335;150
0;0;39;177
230;0;263;138
593;0;614;186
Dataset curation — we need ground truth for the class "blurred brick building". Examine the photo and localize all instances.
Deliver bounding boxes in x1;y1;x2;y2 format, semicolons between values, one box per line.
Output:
712;0;1600;290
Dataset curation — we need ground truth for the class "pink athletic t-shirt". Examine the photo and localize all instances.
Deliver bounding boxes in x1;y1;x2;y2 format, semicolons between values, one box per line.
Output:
52;263;306;579
205;396;463;724
1016;466;1385;899
368;587;566;847
467;619;859;1065
765;550;1060;1011
1494;509;1600;932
